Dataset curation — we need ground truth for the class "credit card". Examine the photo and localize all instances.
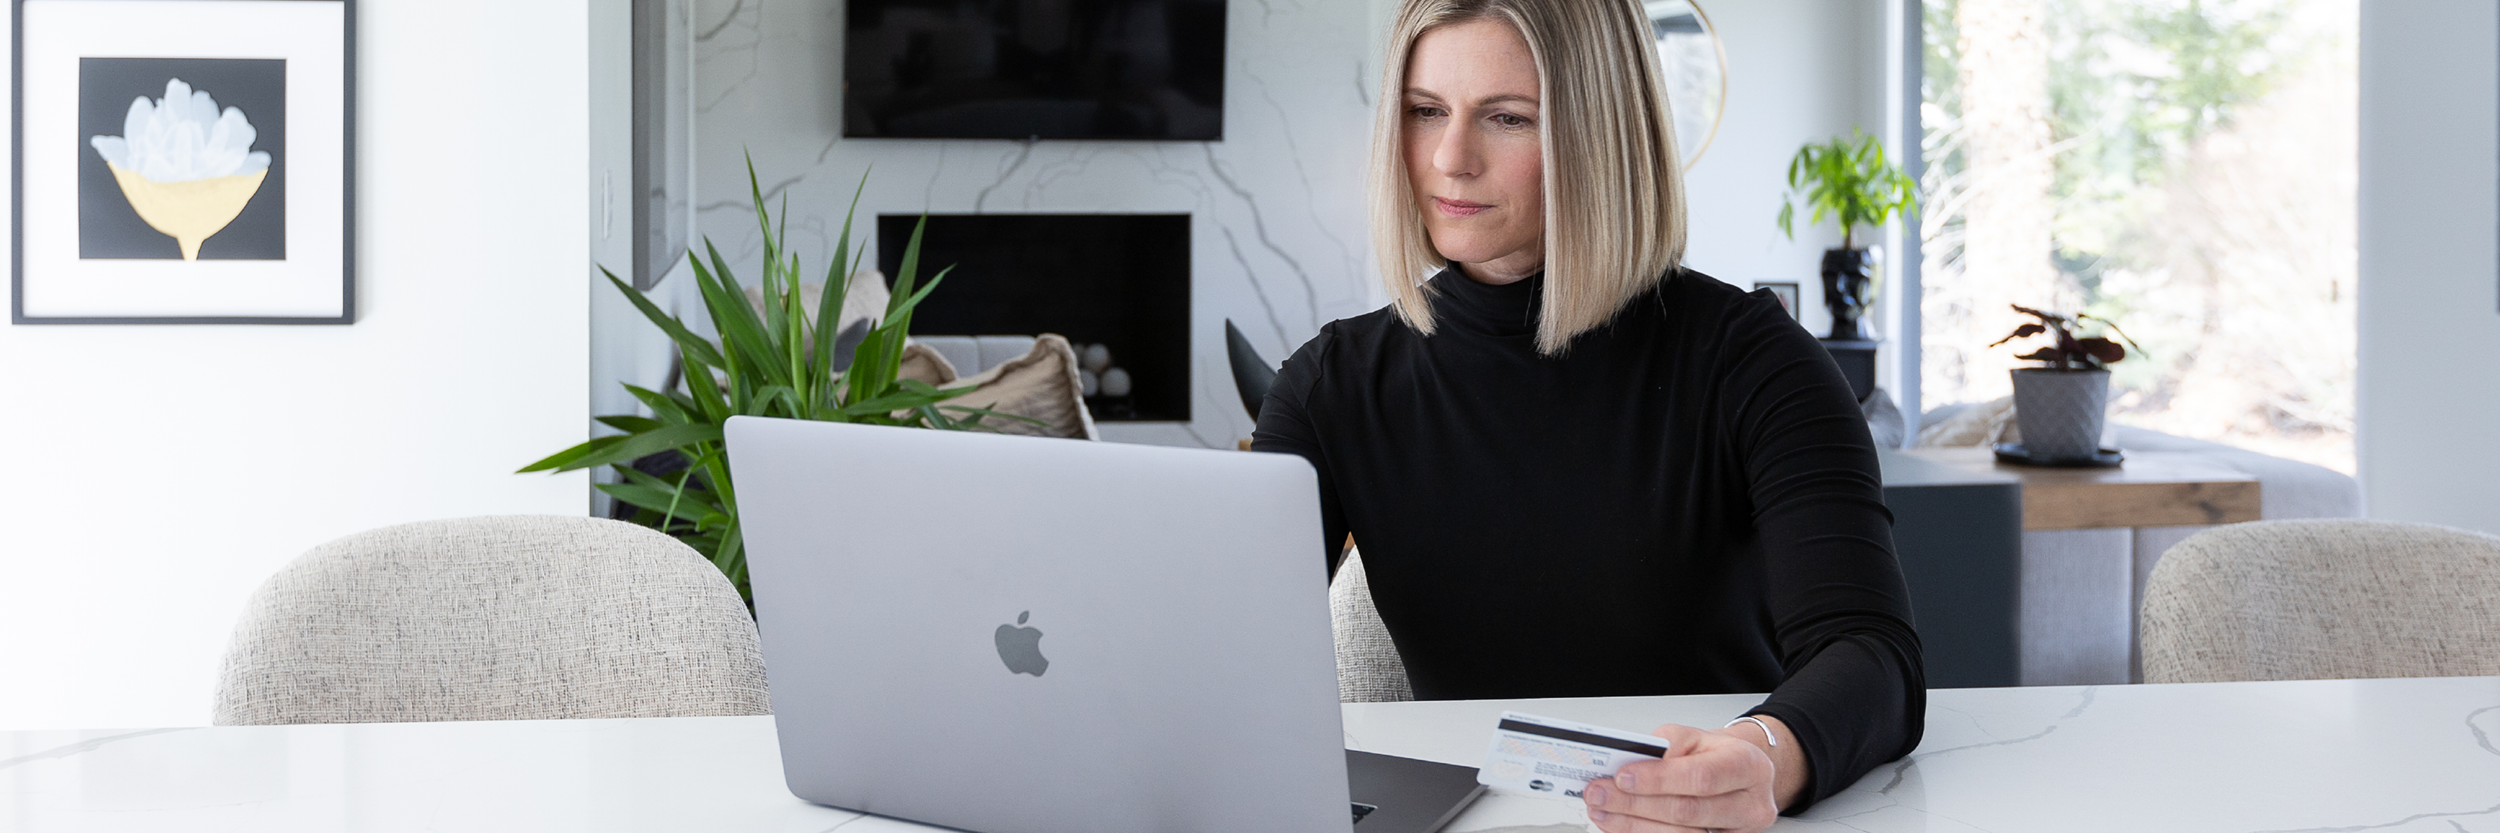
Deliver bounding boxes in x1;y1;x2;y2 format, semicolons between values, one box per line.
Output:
1476;711;1670;801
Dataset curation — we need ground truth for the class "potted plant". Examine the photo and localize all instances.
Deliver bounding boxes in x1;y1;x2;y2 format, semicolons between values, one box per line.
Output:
519;158;1020;603
1989;304;2145;464
1778;128;1918;340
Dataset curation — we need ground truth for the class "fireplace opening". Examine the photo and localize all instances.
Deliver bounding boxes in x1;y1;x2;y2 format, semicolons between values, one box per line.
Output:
879;213;1191;422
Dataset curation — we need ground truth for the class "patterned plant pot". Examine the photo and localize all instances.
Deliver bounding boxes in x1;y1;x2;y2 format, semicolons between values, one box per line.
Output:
2011;368;2110;461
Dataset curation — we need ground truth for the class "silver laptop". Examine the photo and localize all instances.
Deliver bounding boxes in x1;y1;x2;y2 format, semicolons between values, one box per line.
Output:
727;417;1481;833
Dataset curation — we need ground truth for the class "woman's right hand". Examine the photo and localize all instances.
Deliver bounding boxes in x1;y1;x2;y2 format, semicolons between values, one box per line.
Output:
1579;722;1790;833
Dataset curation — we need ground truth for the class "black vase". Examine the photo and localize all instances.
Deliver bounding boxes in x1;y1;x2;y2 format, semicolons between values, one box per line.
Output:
1821;248;1874;341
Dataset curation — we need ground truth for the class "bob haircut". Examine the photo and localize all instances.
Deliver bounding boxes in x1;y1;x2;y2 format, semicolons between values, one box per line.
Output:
1370;0;1688;356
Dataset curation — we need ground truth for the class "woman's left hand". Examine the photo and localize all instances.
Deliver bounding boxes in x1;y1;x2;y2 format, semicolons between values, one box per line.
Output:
1579;722;1796;833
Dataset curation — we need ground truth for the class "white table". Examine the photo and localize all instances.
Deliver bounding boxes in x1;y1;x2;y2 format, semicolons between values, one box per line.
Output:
6;677;2496;832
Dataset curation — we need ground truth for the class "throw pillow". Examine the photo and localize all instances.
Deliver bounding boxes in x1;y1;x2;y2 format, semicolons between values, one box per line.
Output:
1914;395;2021;447
932;334;1097;440
1862;386;1906;450
897;341;958;385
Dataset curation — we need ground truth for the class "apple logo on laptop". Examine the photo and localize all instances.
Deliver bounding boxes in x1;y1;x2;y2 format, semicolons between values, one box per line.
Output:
995;611;1049;676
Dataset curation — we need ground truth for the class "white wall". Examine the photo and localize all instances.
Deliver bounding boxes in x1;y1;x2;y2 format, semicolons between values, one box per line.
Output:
0;0;592;730
669;0;1893;448
1679;0;1891;343
2356;0;2500;532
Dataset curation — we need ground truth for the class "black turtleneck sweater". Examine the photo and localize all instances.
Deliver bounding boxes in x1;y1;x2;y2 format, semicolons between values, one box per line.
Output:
1252;268;1923;809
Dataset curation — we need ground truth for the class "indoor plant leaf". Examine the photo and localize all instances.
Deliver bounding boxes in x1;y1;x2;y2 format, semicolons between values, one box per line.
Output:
543;423;726;473
607;460;713;533
622;384;698;424
602;268;726;370
595;415;665;434
810;177;866;401
595;482;723;525
530;164;1006;610
516;434;628;474
613;465;726;513
2014;347;2065;363
2076;337;2126;364
1989;323;2047;348
693;242;795;391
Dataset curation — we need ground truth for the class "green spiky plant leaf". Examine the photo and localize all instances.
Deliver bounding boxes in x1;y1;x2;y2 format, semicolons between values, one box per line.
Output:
520;155;1031;605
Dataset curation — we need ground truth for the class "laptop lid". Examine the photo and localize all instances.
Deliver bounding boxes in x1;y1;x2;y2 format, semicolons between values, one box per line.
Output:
728;417;1353;833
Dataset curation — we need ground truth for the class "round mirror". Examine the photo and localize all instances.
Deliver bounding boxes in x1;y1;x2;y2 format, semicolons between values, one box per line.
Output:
1646;0;1727;170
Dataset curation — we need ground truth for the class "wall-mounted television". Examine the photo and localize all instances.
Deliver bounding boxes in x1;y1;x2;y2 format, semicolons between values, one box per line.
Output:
844;0;1226;141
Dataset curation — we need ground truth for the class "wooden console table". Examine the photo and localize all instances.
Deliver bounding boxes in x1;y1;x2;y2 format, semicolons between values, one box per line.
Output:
1895;447;2261;530
1881;447;2263;688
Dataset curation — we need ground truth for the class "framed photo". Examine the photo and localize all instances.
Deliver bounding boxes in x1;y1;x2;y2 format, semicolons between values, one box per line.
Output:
1757;281;1800;320
13;0;354;324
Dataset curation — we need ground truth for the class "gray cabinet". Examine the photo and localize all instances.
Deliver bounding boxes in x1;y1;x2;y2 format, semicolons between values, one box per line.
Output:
1880;451;2022;688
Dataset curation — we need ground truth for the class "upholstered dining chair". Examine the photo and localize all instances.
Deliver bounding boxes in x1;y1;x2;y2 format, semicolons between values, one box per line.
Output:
2139;519;2500;684
1331;547;1414;703
213;515;771;725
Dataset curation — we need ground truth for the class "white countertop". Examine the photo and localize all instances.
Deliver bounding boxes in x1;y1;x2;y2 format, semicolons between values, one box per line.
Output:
5;677;2495;832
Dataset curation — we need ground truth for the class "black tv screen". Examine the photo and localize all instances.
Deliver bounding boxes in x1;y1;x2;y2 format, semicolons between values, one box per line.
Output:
844;0;1226;141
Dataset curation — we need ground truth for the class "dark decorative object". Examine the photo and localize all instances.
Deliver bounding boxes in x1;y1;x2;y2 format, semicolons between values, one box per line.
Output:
1992;305;2146;464
1225;319;1275;420
1820;248;1874;340
1068;340;1139;419
1819;338;1879;403
1992;442;2124;468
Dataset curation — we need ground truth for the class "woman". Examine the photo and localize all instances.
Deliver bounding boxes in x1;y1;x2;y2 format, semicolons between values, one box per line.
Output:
1251;0;1925;829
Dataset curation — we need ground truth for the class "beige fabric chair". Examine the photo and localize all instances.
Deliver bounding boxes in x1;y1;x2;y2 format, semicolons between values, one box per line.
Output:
2139;519;2500;684
213;516;771;725
1332;547;1413;702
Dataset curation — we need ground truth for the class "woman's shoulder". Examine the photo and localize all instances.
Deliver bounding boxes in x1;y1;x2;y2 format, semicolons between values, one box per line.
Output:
1648;268;1805;343
1282;305;1407;368
1269;305;1404;395
1659;266;1776;316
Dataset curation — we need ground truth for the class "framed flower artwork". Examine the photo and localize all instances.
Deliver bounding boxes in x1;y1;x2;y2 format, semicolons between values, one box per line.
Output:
12;0;353;324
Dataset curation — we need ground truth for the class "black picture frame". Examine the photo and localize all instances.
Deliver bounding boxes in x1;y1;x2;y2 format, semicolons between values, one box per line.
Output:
11;0;356;325
1758;281;1800;320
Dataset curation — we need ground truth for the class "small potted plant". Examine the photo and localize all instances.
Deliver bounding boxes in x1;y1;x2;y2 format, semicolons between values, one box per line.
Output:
1778;127;1918;340
1989;305;2144;464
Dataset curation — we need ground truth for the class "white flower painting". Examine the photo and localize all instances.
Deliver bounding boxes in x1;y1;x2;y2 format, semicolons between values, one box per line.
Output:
88;78;273;260
19;0;348;325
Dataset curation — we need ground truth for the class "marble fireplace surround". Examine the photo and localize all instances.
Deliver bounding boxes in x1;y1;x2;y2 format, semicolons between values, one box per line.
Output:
686;0;1386;448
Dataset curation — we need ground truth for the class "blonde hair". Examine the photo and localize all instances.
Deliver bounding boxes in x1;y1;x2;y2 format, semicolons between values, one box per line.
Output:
1370;0;1688;356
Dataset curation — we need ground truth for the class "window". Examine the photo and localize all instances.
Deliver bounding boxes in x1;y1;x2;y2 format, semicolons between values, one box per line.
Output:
1920;0;2357;472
